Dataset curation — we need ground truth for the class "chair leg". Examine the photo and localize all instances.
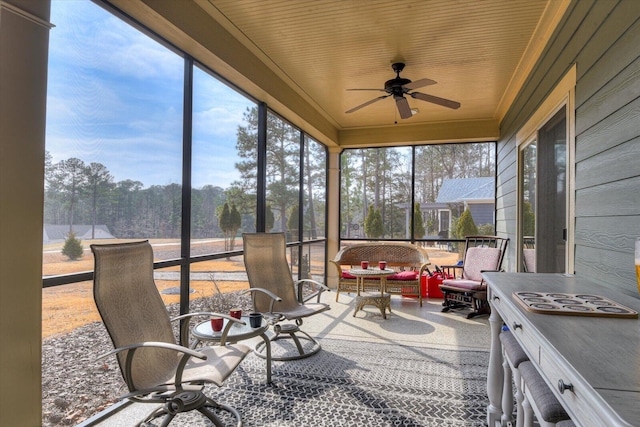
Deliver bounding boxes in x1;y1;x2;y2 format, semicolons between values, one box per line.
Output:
139;390;242;427
201;398;242;427
255;324;322;361
467;296;491;318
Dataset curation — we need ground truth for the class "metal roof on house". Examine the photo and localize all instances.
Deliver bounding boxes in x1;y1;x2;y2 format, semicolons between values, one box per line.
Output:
435;177;495;203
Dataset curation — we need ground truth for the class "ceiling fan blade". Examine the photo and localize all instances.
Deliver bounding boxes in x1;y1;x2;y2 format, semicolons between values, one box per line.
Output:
394;95;412;119
403;78;437;90
410;92;461;109
345;95;389;114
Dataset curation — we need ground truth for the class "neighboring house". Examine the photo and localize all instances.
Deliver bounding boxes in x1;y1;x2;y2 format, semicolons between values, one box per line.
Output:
43;224;115;244
400;177;495;239
435;177;495;233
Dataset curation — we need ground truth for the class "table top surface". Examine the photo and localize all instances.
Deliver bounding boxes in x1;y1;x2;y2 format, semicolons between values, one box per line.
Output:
483;272;640;424
192;315;268;341
348;268;396;277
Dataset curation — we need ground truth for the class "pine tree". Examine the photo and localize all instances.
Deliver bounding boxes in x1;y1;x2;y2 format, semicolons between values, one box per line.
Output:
62;232;84;261
218;203;232;251
265;204;275;232
456;208;478;239
364;204;384;238
229;204;242;250
287;205;300;238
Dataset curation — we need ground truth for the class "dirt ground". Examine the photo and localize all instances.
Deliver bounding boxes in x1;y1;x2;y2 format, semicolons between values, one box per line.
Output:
42;240;459;339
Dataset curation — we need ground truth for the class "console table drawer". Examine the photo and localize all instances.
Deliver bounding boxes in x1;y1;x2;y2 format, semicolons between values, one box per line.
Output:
539;349;626;426
490;292;539;362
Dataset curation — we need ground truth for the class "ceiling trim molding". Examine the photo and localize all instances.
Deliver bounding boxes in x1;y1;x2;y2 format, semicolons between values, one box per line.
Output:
493;0;571;123
338;119;500;148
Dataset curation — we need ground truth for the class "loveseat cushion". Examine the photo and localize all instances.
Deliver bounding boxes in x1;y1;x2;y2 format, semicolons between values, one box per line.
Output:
341;271;357;279
388;271;418;281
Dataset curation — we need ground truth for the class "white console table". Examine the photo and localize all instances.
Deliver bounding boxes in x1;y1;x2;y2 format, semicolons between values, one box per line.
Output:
483;272;640;427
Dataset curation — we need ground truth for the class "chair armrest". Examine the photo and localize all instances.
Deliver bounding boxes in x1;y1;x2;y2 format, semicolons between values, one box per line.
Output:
439;263;462;269
97;341;207;361
329;259;345;277
97;341;208;390
418;262;432;276
295;279;331;303
242;287;283;314
439;264;464;278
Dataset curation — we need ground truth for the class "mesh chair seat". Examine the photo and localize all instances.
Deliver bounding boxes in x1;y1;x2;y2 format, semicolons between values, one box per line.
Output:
275;303;330;320
176;345;251;387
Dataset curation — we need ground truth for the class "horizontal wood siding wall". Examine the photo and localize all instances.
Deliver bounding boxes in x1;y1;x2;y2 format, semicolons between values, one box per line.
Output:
496;0;640;296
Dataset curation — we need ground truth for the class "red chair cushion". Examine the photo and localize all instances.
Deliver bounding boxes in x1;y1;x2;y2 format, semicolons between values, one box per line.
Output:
388;271;418;281
341;271;357;279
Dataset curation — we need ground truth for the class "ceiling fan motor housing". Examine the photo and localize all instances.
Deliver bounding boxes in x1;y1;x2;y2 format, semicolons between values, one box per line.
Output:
386;63;411;94
385;77;411;93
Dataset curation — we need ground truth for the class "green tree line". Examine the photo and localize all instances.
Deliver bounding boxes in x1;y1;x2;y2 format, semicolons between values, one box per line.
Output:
44;151;227;239
341;143;495;239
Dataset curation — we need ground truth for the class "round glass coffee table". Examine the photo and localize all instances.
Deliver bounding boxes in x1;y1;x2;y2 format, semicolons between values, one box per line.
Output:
348;268;395;319
192;315;272;384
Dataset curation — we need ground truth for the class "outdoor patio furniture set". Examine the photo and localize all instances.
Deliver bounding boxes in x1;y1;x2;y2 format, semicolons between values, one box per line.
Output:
89;233;509;426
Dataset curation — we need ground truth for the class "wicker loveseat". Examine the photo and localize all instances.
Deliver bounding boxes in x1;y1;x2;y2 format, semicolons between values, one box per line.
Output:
330;242;431;306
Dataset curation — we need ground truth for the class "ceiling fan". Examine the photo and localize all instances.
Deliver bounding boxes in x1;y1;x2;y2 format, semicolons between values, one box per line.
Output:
345;62;461;119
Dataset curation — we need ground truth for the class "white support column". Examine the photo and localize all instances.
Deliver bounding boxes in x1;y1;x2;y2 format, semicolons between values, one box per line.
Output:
0;1;52;425
325;147;341;289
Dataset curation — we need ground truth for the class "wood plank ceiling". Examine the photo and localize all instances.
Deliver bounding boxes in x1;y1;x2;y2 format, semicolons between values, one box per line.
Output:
200;0;559;133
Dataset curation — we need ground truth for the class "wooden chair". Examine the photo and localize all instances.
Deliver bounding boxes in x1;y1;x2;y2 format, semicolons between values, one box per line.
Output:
439;235;509;318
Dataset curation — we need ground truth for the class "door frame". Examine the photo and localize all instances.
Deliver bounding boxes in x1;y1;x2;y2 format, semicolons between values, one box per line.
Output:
516;65;576;273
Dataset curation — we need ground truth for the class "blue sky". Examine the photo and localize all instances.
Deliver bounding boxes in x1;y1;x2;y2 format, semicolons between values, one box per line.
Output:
46;0;253;188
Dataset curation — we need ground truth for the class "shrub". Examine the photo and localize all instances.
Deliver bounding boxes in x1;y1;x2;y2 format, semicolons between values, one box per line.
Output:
62;232;83;260
455;208;478;238
477;223;495;235
364;204;383;238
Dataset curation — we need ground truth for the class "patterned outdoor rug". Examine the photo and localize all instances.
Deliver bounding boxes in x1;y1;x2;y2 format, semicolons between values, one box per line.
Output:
133;338;489;427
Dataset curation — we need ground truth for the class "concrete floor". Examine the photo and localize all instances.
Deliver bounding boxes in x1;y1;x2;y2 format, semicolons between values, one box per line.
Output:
305;291;490;351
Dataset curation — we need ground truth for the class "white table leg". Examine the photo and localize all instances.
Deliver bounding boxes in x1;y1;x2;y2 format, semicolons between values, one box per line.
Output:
501;349;514;426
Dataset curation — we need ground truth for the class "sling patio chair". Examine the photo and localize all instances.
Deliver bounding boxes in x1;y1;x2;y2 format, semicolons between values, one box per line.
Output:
439;235;509;318
242;232;331;361
91;240;251;427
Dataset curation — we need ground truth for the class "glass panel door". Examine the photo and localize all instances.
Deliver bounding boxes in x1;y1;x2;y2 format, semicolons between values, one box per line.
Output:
519;108;567;273
537;109;566;273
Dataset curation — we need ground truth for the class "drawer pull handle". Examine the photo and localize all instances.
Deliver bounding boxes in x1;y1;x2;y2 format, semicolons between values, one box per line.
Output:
558;379;573;394
493;296;500;301
512;322;522;330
